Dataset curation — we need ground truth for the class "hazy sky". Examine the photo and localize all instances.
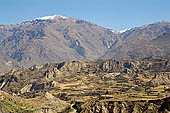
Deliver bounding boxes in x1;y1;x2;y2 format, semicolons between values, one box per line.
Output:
0;0;170;30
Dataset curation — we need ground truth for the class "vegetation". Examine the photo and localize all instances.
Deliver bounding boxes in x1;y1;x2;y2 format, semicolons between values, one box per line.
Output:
0;98;35;113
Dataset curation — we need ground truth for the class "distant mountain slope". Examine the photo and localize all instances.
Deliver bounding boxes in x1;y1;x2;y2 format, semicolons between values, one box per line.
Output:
121;21;170;42
0;15;119;67
102;21;170;60
0;54;19;74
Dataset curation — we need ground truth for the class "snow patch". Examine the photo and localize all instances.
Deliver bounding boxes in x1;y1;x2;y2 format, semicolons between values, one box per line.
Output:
119;29;130;33
112;28;131;34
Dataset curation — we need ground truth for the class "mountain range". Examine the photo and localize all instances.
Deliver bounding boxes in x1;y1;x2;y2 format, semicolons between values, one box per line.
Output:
0;15;170;73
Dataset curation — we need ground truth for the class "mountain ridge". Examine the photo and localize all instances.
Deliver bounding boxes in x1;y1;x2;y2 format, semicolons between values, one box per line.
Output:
102;21;170;60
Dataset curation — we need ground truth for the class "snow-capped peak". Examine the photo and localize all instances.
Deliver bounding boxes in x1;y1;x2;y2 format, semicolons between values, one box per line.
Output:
21;14;69;25
35;14;68;20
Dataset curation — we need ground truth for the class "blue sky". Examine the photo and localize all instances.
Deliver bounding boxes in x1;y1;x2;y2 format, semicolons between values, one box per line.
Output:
0;0;170;30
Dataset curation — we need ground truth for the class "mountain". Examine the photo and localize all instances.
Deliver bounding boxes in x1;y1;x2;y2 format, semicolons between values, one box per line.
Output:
0;14;119;68
102;21;170;60
0;55;170;112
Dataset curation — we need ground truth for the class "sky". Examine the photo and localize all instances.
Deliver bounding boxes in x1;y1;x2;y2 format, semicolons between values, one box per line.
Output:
0;0;170;30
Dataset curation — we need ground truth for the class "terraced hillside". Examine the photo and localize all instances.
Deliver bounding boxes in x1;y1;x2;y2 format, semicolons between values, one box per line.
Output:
0;55;170;112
